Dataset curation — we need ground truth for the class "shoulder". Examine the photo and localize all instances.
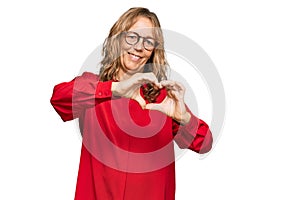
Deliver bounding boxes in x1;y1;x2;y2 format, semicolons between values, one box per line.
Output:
80;72;100;80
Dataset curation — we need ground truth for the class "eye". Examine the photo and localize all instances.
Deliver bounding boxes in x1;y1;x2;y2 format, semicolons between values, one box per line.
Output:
125;32;139;45
127;35;137;40
144;38;155;47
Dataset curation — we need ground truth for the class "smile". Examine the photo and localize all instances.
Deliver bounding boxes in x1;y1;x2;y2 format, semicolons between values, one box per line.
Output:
128;52;142;61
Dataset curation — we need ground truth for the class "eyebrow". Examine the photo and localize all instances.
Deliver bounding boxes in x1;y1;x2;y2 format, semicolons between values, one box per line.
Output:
128;31;155;39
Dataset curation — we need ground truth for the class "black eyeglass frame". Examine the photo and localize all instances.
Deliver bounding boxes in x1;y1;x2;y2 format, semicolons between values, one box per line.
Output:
123;31;159;51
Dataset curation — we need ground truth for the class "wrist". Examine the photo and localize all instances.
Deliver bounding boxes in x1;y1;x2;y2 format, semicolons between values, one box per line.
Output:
179;112;191;125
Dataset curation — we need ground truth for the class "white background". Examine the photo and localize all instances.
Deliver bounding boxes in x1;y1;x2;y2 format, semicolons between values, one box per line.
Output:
1;0;299;199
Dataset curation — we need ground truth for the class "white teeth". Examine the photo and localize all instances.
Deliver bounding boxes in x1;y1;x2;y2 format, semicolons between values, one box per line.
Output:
129;52;141;58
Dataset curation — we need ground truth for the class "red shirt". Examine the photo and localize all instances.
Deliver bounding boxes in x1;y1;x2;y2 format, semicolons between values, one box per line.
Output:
50;72;213;200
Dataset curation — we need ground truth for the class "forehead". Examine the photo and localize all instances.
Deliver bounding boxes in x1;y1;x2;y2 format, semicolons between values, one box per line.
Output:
128;17;154;37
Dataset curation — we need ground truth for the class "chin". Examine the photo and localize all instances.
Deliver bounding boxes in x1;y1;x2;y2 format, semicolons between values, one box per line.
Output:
120;53;148;74
124;61;146;72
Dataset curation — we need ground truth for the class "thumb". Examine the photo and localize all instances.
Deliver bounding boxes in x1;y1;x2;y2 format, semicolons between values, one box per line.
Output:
132;93;147;109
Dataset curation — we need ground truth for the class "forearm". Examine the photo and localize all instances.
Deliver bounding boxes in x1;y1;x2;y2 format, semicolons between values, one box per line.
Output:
173;112;213;154
50;72;113;121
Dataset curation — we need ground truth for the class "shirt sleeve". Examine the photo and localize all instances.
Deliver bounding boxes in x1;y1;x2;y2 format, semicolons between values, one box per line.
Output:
172;108;213;154
50;72;113;122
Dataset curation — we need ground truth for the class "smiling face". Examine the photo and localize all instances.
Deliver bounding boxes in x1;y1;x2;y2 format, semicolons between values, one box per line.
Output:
118;17;155;79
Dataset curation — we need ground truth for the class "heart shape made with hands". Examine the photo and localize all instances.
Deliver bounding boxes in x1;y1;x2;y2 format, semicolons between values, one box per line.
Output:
131;83;165;111
111;76;190;124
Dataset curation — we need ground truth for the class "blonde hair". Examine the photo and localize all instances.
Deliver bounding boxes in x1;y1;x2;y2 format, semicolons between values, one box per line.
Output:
99;7;168;82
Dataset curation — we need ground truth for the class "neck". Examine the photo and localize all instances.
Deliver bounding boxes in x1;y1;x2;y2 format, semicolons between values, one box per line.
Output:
116;70;131;81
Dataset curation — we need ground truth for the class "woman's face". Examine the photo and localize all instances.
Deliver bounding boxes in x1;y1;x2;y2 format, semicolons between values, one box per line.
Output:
119;17;155;77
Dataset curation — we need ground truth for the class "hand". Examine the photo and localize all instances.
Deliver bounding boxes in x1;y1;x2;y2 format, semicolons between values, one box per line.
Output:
111;72;161;108
145;80;191;125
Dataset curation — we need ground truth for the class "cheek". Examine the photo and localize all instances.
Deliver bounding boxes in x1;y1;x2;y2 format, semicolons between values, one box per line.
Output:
144;51;153;61
122;46;131;52
120;52;127;67
121;40;131;51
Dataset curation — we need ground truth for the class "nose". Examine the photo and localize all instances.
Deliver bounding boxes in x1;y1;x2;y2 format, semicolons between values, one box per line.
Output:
133;37;143;51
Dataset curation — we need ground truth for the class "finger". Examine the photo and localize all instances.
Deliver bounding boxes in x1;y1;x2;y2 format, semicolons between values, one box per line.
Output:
161;80;185;89
167;90;181;101
160;80;185;93
132;93;147;109
160;80;176;88
135;72;160;86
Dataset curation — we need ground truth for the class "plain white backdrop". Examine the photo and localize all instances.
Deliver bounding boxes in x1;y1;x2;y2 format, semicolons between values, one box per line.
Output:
1;0;299;199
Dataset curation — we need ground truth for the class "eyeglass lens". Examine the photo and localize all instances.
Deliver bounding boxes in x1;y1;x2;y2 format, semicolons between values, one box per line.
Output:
125;32;156;50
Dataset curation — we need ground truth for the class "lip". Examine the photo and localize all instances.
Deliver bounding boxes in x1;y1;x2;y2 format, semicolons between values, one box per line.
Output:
128;52;142;61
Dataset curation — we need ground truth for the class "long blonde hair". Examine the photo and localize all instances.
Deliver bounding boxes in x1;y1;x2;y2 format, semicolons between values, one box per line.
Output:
99;7;168;84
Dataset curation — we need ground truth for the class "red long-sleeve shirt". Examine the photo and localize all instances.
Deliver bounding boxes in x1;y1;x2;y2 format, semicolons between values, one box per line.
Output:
50;72;213;200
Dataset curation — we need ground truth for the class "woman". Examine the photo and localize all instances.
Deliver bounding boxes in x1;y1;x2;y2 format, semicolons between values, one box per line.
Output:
51;7;213;200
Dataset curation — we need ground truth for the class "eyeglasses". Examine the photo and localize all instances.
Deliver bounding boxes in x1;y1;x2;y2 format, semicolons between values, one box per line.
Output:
124;31;158;51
